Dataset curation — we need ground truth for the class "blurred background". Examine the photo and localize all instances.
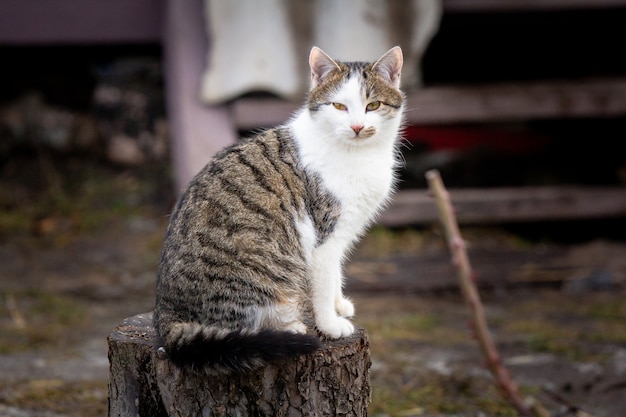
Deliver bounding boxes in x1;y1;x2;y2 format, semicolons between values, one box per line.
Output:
0;1;625;416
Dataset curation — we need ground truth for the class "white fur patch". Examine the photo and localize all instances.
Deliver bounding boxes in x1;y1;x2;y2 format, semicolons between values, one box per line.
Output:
296;214;316;265
290;75;402;249
254;301;305;333
287;73;404;339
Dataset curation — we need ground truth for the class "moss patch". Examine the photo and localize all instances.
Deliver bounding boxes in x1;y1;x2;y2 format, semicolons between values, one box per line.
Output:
369;370;516;416
357;291;626;416
0;290;90;354
498;292;626;362
0;379;107;417
0;152;171;241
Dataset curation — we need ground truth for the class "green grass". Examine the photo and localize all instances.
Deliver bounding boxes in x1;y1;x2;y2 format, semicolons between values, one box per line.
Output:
0;153;171;241
0;379;108;417
500;292;626;361
369;370;517;417
0;290;89;354
358;290;626;415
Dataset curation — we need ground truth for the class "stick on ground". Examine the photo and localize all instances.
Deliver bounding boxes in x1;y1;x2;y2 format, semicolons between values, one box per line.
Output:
425;169;549;417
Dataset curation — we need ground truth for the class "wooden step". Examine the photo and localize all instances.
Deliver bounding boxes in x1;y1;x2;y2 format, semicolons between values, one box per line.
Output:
380;186;626;226
442;0;626;12
233;78;626;129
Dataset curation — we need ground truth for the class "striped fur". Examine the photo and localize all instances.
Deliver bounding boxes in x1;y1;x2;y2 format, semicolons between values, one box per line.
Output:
154;46;405;371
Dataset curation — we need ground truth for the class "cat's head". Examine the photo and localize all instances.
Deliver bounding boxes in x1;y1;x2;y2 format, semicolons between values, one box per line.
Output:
307;46;405;144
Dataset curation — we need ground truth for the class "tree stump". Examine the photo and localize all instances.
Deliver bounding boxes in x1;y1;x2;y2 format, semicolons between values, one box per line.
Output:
108;312;372;417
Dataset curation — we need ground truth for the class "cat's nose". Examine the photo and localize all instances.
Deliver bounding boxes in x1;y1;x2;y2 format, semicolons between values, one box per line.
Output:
351;124;364;135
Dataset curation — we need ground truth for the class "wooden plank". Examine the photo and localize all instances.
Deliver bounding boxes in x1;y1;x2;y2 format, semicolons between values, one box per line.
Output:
3;0;624;44
0;0;163;44
345;247;571;293
233;99;298;130
379;186;626;226
443;0;626;12
405;78;626;124
232;78;626;129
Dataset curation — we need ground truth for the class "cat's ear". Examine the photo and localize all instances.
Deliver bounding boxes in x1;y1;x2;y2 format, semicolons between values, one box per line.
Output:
372;46;403;89
309;46;341;88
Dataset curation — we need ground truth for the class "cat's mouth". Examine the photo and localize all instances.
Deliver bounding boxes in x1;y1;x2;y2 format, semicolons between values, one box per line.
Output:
351;127;376;140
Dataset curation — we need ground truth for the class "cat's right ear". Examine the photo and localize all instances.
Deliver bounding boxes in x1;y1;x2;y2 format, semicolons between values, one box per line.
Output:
309;46;341;88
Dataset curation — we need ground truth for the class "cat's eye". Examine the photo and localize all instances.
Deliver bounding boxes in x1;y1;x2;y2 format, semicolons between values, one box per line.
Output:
366;101;381;112
332;103;347;111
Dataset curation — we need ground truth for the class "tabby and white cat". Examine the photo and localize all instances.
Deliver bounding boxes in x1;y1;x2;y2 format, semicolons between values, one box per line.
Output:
154;46;405;371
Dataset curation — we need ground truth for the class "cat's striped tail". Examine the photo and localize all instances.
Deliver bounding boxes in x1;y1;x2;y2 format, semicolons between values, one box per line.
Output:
161;322;321;372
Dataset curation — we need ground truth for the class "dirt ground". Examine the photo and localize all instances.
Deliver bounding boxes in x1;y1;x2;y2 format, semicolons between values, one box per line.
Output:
0;154;625;417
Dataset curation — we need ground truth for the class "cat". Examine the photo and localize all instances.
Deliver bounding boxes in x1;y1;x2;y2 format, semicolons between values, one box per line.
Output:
154;46;405;371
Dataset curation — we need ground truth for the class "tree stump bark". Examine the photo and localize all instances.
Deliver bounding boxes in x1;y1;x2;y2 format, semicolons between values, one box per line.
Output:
108;312;372;417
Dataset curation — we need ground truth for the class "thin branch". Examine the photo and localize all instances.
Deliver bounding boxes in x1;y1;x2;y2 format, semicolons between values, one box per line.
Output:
6;293;27;329
425;169;548;417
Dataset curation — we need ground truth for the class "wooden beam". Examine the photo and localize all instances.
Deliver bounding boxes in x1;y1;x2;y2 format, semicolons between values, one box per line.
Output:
232;78;626;130
443;0;626;13
405;78;626;124
3;0;624;44
0;0;163;44
379;186;626;226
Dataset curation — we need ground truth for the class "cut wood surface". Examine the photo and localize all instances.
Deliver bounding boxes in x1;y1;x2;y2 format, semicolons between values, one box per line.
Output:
108;312;372;417
379;186;626;226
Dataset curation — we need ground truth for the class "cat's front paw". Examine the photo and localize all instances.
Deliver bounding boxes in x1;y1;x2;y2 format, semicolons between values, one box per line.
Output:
335;297;355;318
317;316;355;339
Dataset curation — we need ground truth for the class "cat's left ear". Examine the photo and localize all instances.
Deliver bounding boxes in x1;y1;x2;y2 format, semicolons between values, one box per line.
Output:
372;46;403;89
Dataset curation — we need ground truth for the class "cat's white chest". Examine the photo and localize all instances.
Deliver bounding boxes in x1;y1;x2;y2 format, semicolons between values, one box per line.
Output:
320;147;394;210
294;129;396;237
289;107;401;244
315;143;396;245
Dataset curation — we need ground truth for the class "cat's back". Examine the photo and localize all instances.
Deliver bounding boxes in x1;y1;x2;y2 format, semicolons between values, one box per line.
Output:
157;128;313;283
200;128;299;188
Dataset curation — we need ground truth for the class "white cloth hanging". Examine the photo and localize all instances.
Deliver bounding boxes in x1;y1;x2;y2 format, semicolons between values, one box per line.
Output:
201;0;442;104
